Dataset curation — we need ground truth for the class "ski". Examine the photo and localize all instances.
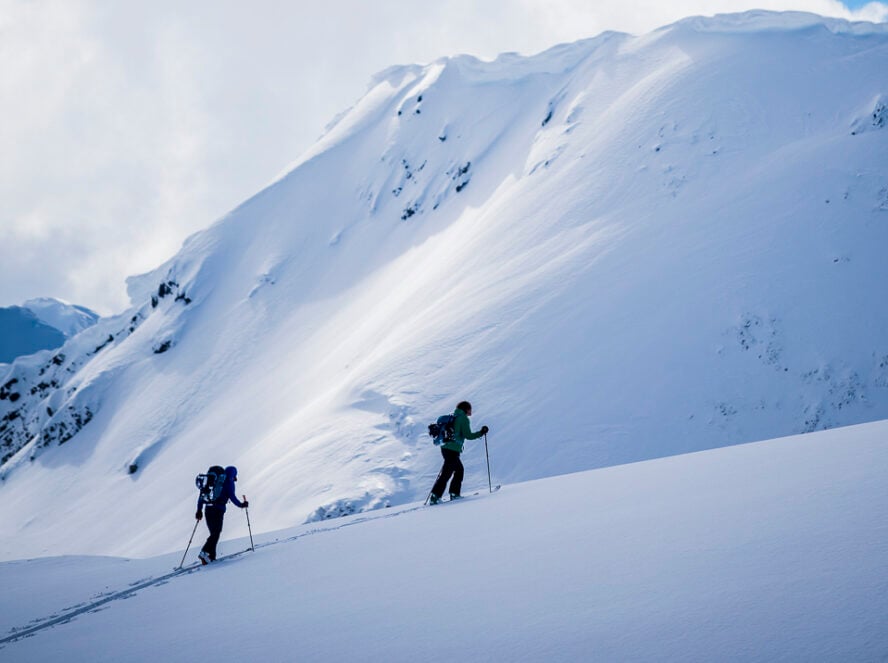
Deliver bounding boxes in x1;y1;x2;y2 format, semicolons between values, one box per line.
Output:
174;547;253;572
431;484;502;504
451;484;502;501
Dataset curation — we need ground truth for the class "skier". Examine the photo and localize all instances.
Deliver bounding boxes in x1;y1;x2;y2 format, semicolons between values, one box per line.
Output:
196;465;249;564
429;401;489;504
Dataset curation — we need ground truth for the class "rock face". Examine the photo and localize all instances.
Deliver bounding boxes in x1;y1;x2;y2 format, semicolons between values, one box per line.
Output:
1;11;887;559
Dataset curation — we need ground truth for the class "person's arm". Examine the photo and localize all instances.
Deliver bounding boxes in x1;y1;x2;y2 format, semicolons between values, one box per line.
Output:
226;480;246;508
459;413;486;441
465;425;487;440
196;496;204;520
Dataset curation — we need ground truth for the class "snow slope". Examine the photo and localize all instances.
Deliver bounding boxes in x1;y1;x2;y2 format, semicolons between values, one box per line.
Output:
2;420;886;661
1;11;887;559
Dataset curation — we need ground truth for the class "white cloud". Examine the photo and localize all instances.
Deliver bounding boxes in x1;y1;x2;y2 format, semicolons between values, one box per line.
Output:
0;0;884;315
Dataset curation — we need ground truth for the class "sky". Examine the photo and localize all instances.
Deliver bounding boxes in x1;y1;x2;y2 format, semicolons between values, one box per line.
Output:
1;0;886;316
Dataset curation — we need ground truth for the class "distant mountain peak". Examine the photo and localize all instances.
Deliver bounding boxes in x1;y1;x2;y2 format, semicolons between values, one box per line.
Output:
22;298;100;338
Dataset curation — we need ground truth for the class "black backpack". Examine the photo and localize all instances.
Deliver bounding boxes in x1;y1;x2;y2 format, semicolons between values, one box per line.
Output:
428;414;455;446
195;465;227;504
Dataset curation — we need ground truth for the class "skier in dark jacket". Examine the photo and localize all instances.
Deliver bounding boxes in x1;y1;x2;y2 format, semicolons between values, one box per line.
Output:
196;465;248;564
429;401;489;504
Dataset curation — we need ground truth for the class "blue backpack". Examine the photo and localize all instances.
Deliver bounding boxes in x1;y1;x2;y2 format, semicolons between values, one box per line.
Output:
428;415;455;446
195;465;226;504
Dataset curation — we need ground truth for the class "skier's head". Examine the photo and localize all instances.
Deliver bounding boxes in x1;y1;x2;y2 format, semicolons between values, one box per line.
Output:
457;401;472;415
225;466;238;481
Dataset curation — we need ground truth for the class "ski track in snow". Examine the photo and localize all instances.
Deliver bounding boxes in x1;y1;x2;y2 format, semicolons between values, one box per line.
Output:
0;490;497;644
0;561;214;645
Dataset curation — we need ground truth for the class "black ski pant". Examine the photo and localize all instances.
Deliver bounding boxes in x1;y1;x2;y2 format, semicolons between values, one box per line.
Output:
201;506;225;560
431;448;464;498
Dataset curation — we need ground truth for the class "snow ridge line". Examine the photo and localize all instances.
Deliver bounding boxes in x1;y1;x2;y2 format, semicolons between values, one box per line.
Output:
0;495;468;645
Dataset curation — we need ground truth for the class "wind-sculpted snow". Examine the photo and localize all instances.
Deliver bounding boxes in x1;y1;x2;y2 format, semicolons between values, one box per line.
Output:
1;11;887;559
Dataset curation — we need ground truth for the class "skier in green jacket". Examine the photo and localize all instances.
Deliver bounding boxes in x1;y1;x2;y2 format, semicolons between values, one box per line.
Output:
429;401;489;504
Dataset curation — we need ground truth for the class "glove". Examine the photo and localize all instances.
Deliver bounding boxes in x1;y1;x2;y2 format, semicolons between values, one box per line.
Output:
195;510;202;521
242;500;249;509
480;425;489;435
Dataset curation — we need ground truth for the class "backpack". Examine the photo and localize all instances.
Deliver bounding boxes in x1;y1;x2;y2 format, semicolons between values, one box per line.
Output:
195;465;227;504
428;414;455;446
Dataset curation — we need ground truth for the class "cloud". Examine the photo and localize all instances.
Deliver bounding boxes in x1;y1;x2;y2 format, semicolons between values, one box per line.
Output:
0;1;218;313
0;0;884;315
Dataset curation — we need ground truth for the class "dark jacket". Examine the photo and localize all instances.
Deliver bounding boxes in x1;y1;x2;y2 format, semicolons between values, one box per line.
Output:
197;465;246;513
442;408;484;453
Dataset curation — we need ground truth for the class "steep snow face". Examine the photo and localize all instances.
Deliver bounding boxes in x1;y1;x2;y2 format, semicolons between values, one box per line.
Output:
1;11;887;559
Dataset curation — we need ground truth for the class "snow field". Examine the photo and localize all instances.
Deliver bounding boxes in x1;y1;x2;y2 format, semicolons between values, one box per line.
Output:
2;419;886;661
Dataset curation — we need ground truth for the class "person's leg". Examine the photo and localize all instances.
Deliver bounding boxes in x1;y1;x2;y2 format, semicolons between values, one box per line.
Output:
449;453;464;497
201;507;224;560
200;512;213;555
431;448;458;498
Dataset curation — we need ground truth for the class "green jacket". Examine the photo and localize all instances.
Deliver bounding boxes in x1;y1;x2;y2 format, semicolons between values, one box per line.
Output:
442;407;484;453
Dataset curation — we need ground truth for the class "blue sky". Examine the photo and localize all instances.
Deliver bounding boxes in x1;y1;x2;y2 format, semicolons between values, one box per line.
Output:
1;0;886;315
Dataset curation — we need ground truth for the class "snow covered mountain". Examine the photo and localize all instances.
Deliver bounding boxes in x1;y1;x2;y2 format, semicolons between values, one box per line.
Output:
0;299;98;364
22;298;100;339
1;10;887;559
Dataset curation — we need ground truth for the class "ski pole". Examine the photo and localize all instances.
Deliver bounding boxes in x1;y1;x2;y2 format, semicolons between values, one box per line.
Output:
484;433;492;493
177;519;200;570
244;495;254;552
